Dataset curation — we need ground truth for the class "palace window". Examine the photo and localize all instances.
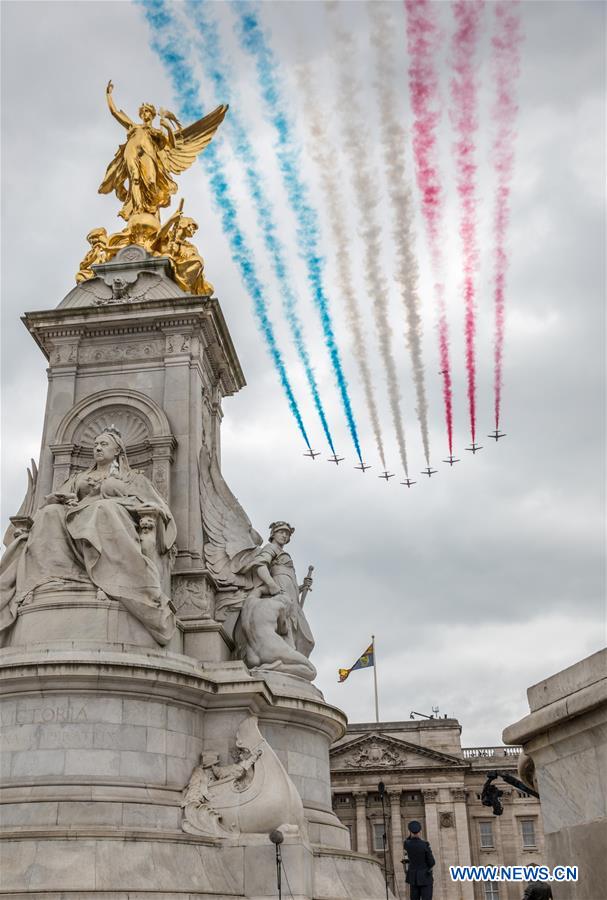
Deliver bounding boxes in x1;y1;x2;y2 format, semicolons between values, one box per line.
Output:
483;883;499;900
520;818;537;848
373;823;387;851
479;820;495;849
335;795;351;805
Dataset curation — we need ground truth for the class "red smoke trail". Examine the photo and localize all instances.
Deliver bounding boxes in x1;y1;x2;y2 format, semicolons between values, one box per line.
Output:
491;1;522;431
405;0;454;455
450;0;484;444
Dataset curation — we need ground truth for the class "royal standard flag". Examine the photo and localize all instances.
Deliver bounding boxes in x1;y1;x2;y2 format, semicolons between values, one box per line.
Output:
338;642;374;683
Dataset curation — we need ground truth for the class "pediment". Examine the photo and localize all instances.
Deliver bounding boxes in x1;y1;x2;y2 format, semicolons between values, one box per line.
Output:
330;733;466;771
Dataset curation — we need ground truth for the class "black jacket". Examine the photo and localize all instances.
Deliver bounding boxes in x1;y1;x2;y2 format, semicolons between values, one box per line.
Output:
404;836;436;886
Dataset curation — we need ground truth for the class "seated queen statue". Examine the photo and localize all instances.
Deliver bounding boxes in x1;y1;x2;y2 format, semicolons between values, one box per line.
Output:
0;427;177;646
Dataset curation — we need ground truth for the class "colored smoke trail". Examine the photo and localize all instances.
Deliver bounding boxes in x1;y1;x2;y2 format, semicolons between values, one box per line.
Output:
295;62;387;470
187;1;335;455
450;0;484;444
329;8;410;477
491;1;522;430
139;0;311;449
369;1;431;467
233;2;363;464
405;0;454;455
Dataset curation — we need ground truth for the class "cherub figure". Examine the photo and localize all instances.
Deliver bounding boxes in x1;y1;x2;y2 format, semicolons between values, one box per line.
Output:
76;228;110;283
156;201;214;296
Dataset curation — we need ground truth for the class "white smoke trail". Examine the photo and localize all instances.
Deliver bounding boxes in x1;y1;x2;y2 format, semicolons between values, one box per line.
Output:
327;4;410;476
295;63;387;470
369;1;431;466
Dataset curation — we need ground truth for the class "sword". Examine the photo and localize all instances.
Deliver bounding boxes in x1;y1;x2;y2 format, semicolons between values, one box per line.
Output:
299;565;314;608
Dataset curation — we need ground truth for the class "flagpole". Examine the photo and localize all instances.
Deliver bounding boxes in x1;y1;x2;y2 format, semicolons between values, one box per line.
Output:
372;634;379;723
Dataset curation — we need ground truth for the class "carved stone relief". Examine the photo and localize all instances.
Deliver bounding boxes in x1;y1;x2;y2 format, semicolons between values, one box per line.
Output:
50;343;78;366
165;333;192;355
78;339;164;364
181;716;305;838
338;739;406;769
172;574;212;620
439;812;454;828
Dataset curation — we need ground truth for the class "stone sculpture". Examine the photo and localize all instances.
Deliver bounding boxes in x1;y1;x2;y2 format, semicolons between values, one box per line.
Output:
199;447;316;680
182;716;306;838
0;426;176;645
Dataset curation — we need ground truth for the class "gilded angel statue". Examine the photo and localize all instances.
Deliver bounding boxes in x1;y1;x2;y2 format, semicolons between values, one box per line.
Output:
99;81;228;222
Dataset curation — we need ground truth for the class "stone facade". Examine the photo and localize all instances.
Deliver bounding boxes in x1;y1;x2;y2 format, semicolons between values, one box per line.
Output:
503;648;607;900
330;719;545;900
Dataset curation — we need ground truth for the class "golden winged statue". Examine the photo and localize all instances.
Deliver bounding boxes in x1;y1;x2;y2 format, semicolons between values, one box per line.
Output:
99;81;227;222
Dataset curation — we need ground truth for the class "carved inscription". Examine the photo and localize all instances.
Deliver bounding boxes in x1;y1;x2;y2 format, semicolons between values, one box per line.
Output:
14;705;88;725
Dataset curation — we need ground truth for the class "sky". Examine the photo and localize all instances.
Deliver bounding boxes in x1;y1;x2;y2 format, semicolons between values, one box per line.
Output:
1;0;605;746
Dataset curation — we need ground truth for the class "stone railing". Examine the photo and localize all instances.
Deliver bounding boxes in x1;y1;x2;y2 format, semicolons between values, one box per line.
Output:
462;746;521;759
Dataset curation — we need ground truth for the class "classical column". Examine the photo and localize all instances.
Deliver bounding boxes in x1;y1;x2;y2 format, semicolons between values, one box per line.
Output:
451;787;474;900
389;788;406;898
354;791;369;854
422;788;442;900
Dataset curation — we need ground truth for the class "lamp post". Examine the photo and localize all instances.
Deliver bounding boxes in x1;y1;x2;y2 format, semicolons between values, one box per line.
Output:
378;781;390;900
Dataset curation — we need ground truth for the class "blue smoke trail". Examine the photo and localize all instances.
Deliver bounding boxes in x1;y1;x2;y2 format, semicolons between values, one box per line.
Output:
139;0;311;450
232;2;363;463
187;1;335;455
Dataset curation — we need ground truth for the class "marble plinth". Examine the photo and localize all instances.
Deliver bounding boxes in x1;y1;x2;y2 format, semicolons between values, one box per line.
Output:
503;648;607;900
0;645;390;898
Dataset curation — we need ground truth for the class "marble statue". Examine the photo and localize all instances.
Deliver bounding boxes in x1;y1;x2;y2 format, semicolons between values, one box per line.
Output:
0;427;176;645
99;81;227;222
182;716;306;838
199;448;316;680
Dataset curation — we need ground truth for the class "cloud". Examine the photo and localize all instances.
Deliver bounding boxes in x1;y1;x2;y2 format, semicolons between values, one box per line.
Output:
1;0;604;749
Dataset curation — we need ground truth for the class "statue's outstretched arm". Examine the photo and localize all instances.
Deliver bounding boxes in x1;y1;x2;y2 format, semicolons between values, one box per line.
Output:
106;80;132;130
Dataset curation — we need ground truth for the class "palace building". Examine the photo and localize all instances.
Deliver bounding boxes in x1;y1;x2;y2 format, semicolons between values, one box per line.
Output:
330;718;545;900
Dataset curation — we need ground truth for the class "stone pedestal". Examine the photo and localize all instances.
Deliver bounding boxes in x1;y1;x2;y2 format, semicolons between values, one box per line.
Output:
0;644;389;898
1;250;391;897
503;648;607;900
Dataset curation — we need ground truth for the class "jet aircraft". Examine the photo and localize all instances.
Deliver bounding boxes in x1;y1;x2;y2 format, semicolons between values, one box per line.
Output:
488;430;506;441
443;455;460;466
421;467;438;477
401;478;417;488
303;449;321;460
327;453;344;465
466;442;483;454
355;462;372;473
378;471;395;482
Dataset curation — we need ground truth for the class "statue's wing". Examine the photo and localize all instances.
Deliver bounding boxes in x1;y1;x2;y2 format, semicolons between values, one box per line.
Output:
127;273;162;301
79;279;113;302
199;444;261;588
160;105;229;175
3;459;37;547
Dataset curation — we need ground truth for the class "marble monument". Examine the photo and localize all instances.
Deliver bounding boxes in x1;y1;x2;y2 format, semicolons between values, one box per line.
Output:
0;84;390;898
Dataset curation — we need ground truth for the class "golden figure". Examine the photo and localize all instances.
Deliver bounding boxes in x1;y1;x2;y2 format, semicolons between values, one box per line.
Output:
156;200;214;296
76;228;110;283
98;81;227;223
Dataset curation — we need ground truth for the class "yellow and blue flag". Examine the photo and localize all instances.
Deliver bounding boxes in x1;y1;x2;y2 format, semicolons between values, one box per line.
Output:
338;642;374;683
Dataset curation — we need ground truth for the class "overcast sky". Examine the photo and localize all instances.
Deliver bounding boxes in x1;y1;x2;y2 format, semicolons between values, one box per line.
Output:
1;0;605;746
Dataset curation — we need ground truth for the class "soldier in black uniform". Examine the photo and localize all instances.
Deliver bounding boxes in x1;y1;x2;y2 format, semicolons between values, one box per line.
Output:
403;820;435;900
